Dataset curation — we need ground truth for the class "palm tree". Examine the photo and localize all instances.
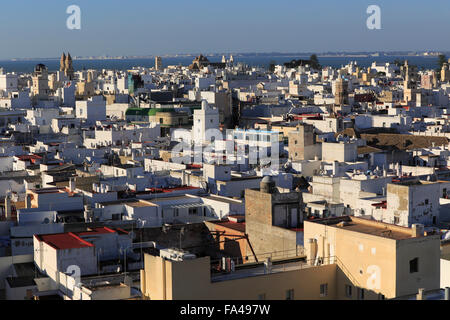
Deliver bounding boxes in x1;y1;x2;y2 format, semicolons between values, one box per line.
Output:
309;54;321;70
438;54;448;70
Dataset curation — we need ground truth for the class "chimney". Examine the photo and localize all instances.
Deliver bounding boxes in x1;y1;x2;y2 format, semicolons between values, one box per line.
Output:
84;204;92;222
26;194;31;209
307;238;318;265
4;193;11;220
416;288;425;300
332;161;338;176
412;224;424;237
69;178;75;192
264;258;272;274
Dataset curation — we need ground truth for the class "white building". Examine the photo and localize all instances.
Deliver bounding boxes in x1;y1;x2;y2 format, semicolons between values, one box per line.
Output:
0;71;18;94
76;96;107;124
385;181;440;227
192;100;220;144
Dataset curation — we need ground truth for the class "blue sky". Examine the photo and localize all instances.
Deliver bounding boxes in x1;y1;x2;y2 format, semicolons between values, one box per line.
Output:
1;0;449;59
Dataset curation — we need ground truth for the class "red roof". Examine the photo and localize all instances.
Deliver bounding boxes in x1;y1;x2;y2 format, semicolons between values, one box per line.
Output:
18;154;42;161
35;233;94;250
371;200;387;209
187;164;203;169
35;227;125;250
212;220;246;233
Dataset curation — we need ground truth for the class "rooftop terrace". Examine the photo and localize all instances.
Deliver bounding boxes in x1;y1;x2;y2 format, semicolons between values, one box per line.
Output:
311;216;420;240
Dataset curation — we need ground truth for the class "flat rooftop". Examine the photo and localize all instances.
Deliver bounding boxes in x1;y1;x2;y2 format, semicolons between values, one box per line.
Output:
6;276;36;288
211;257;310;282
310;216;417;240
125;200;157;208
203;195;242;204
209;220;246;233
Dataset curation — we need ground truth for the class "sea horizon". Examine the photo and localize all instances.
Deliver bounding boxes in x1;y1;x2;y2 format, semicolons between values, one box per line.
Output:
0;53;445;73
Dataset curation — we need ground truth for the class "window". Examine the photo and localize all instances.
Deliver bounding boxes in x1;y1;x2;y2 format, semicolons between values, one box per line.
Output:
345;285;352;298
258;293;266;300
294;140;298;144
189;207;198;216
410;258;419;273
425;199;429;205
320;284;328;297
394;216;400;224
286;289;294;300
357;288;365;300
159;118;163;123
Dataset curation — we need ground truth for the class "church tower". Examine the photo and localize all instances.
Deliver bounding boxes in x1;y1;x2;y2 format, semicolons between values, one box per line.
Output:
60;53;66;72
65;53;74;80
59;52;74;80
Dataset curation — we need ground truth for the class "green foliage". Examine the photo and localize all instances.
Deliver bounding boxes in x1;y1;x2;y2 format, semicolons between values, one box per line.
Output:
309;54;321;70
438;54;448;70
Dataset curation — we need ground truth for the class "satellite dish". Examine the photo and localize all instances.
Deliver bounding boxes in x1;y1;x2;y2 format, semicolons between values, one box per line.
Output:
42;218;50;224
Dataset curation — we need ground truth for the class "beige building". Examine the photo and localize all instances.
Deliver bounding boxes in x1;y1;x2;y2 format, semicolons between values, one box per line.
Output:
244;177;304;261
140;216;440;300
403;61;420;104
322;141;358;162
140;253;338;300
288;123;321;161
303;216;440;299
31;64;50;102
76;71;96;99
441;62;450;83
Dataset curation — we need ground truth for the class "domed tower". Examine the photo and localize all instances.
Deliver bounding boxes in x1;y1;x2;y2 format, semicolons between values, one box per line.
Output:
32;64;50;102
260;176;276;194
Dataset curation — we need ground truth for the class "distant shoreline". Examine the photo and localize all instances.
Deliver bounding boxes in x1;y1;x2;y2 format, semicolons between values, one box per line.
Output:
3;52;445;62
